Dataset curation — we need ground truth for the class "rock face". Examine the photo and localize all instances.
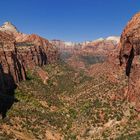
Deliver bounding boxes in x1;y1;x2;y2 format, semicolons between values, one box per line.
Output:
0;23;58;94
15;33;58;69
0;22;19;33
0;31;26;94
119;12;140;110
106;36;120;43
0;22;59;119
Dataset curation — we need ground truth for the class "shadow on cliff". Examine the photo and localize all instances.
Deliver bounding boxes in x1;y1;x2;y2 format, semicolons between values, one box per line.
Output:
39;46;48;66
0;64;19;119
125;47;135;77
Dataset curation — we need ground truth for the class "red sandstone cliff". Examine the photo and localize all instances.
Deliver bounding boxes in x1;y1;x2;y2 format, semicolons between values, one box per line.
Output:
51;38;119;70
119;12;140;110
0;31;26;93
0;23;58;93
15;33;58;68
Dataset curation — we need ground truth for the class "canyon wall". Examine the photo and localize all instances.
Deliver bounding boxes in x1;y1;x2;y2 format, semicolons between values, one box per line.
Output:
15;33;58;69
119;12;140;110
0;31;26;94
0;31;58;94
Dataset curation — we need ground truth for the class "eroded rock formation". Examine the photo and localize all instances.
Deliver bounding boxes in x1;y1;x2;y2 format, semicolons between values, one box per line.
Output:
15;33;58;69
0;31;26;93
0;23;58;94
0;22;19;33
119;12;140;110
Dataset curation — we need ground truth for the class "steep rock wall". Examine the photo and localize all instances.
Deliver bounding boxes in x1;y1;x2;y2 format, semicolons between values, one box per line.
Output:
119;12;140;110
0;32;58;93
0;31;26;93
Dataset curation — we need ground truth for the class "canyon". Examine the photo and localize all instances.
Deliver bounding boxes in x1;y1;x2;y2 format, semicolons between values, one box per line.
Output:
0;12;140;139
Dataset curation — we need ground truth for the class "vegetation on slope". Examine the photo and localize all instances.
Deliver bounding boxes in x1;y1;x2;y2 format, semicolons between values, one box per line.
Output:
0;61;140;139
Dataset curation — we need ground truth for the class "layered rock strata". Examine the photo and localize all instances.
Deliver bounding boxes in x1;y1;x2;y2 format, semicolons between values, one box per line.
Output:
119;12;140;110
0;27;58;93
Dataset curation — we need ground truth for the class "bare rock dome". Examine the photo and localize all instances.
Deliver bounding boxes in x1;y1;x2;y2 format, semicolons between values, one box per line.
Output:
0;21;19;33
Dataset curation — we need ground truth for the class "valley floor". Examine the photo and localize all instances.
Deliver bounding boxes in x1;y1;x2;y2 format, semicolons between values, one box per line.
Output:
0;62;140;140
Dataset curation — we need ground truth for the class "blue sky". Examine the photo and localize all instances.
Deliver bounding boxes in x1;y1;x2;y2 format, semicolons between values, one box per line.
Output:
0;0;140;42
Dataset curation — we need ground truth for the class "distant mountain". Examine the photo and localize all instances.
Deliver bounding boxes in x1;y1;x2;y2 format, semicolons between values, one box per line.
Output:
51;36;120;49
50;36;120;70
106;36;120;43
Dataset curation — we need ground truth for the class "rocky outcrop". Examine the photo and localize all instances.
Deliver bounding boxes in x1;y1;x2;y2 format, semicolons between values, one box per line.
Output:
15;33;58;69
106;36;120;43
0;22;59;118
0;22;19;33
0;23;58;94
0;31;26;94
119;12;140;110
